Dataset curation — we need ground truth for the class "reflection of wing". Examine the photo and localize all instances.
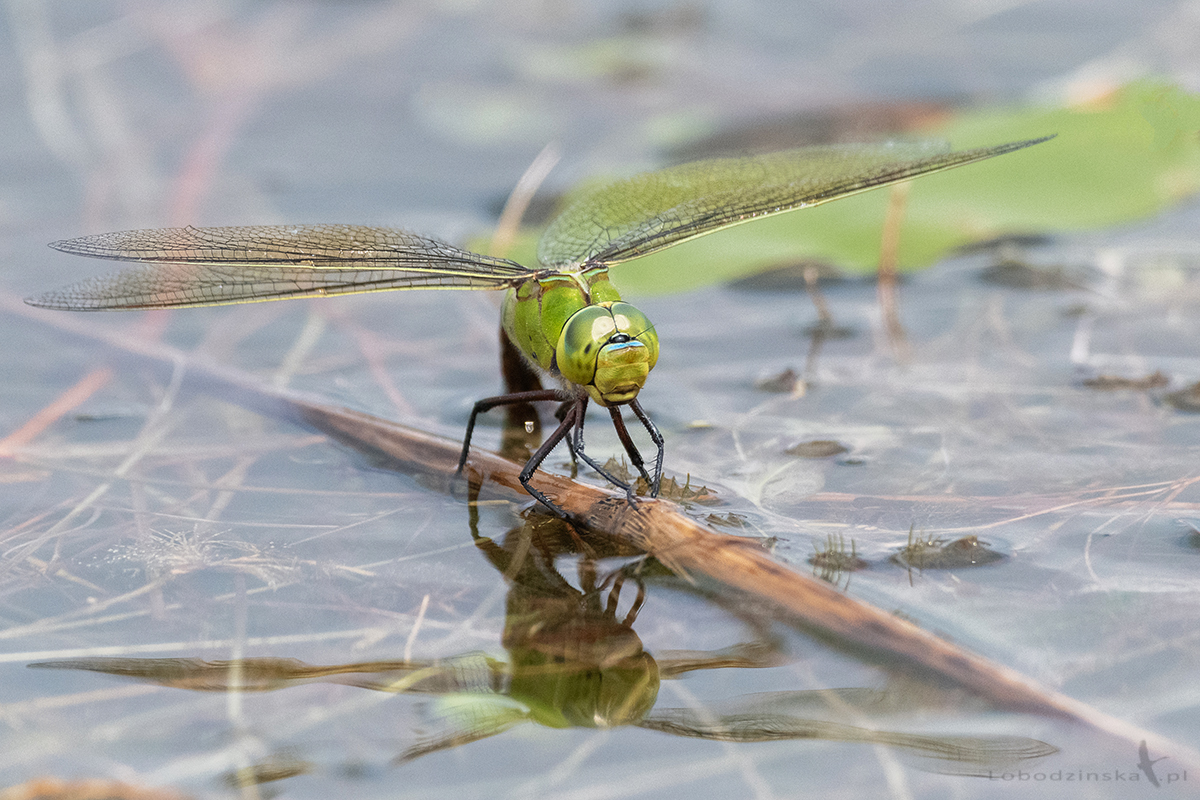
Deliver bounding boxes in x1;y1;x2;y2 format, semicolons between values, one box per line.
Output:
28;224;538;310
27;653;504;693
538;137;1053;269
639;705;1058;771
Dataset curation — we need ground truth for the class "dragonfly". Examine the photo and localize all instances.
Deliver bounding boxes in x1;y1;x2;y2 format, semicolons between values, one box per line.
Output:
27;135;1051;515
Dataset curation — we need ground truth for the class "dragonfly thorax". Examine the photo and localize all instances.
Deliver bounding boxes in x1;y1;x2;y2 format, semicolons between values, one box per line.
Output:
501;268;659;408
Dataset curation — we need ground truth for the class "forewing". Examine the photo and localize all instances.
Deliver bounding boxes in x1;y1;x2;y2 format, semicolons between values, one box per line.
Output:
537;137;1053;269
28;224;537;310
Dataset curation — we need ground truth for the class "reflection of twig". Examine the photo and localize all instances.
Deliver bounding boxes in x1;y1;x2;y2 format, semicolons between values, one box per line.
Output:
800;264;842;384
877;181;910;360
803;264;833;327
0;368;110;455
8;293;1199;766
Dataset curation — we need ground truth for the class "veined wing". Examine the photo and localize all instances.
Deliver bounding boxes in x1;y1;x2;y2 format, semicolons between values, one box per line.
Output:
28;224;538;310
537;137;1053;269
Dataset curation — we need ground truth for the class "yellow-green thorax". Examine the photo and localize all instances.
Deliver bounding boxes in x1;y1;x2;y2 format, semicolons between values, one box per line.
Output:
501;266;658;407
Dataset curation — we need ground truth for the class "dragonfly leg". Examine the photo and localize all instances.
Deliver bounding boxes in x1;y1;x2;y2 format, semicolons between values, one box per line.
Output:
457;388;564;475
572;451;638;505
607;406;656;492
518;400;581;516
628;399;664;497
568;402;641;505
558;398;582;468
461;390;645;512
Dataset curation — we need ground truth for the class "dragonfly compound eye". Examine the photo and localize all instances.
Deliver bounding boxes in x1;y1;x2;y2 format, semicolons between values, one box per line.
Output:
557;303;659;406
609;303;658;370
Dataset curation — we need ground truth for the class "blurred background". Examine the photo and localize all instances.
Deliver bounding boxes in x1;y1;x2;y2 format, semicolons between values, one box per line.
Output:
4;0;1198;260
3;2;1200;799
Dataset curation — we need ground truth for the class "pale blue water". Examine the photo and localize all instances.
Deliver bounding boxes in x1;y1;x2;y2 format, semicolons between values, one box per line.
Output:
2;2;1199;798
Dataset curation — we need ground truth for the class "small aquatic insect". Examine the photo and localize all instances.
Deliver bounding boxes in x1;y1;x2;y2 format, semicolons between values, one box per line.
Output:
27;137;1051;514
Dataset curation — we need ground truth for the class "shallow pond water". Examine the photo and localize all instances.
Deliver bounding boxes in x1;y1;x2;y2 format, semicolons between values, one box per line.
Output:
3;2;1200;799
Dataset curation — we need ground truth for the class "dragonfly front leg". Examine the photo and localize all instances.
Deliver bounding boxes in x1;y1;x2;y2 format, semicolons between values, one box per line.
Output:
459;391;645;513
593;401;663;498
556;399;581;471
569;396;588;456
628;399;664;498
606;406;656;494
518;400;581;516
457;388;564;475
567;399;640;506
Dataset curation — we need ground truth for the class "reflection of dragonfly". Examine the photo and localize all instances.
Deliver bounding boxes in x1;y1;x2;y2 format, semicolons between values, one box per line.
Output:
26;137;1050;514
30;514;1057;780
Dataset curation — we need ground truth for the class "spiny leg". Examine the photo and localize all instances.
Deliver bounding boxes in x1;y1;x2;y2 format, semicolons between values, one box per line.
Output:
607;406;655;492
571;450;639;505
567;400;640;504
569;396;588;456
565;396;625;478
518;400;581;516
457;388;563;475
557;399;581;470
629;399;664;497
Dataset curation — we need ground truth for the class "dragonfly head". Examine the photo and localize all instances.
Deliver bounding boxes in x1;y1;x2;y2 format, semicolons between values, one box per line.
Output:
556;302;658;407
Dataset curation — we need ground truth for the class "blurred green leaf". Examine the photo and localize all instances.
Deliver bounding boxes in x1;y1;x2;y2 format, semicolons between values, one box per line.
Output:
492;82;1200;295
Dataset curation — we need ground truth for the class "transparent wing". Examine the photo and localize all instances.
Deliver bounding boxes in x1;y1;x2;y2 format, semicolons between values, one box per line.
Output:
28;224;538;310
537;137;1053;269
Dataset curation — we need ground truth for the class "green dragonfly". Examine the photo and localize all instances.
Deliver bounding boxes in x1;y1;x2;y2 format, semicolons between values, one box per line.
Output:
27;136;1050;515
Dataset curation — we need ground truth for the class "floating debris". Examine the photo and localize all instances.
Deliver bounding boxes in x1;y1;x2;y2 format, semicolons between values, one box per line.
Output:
705;512;750;528
602;457;718;505
973;238;1085;290
958;234;1056;254
1164;381;1200;412
786;439;849;458
981;261;1084;289
979;261;1082;289
1183;521;1200;549
809;533;869;586
800;319;856;339
222;753;313;788
726;260;847;291
1082;371;1169;390
892;529;1005;571
755;368;800;393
